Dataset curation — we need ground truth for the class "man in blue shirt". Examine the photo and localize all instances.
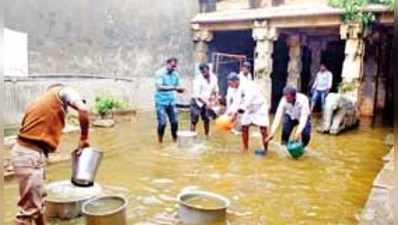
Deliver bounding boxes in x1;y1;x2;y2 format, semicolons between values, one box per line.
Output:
154;57;185;143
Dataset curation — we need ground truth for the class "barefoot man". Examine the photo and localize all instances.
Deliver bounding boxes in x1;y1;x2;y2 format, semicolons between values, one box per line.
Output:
267;85;312;148
190;63;219;137
11;84;90;225
226;72;269;152
154;57;185;143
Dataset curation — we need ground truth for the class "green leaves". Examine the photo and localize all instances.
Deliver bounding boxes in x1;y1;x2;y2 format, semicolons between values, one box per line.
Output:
328;0;392;26
94;96;126;115
370;0;395;9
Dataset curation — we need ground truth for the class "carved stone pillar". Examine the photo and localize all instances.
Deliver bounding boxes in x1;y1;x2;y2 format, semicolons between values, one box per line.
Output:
339;23;365;104
359;32;380;117
192;24;213;66
287;34;302;89
252;20;278;106
308;39;325;87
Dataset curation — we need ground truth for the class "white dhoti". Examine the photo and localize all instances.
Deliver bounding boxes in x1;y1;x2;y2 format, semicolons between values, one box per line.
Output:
240;103;269;127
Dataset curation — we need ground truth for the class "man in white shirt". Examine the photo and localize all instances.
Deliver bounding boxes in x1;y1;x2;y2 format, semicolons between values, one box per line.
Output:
239;61;253;85
311;64;333;112
267;85;312;147
226;61;253;135
226;72;269;152
190;63;219;137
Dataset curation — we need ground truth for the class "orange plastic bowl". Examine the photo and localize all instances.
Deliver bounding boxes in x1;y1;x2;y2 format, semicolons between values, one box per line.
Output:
215;115;234;131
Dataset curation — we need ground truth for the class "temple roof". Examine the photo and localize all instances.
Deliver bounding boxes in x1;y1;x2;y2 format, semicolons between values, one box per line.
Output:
192;4;391;24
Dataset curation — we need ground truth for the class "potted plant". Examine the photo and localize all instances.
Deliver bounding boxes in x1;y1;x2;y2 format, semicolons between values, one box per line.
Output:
94;96;124;119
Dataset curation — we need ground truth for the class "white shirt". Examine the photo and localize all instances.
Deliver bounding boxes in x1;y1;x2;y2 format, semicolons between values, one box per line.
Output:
193;73;219;107
313;70;333;91
226;80;265;114
271;93;310;134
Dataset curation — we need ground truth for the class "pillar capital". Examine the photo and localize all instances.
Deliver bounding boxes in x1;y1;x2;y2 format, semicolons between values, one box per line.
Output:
252;20;278;41
340;23;364;40
192;24;213;42
287;34;301;47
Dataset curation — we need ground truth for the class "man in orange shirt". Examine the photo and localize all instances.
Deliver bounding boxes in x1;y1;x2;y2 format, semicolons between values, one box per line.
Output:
10;84;90;225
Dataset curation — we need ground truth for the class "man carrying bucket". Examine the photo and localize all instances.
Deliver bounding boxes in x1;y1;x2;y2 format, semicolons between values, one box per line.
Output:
10;84;90;225
266;85;312;148
225;72;270;153
154;57;185;143
190;63;219;137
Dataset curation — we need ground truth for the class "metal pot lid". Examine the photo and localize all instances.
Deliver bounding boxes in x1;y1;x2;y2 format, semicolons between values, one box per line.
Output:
46;180;102;203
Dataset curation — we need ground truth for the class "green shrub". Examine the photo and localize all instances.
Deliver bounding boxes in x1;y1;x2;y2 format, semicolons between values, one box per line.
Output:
328;0;394;26
94;96;126;116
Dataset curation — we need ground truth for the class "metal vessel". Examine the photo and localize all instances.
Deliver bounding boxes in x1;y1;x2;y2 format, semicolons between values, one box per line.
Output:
177;190;230;224
71;147;103;187
177;131;198;148
45;180;102;219
82;195;128;225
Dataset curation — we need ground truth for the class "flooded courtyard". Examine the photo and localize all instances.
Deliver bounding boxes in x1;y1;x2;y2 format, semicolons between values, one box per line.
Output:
4;112;391;225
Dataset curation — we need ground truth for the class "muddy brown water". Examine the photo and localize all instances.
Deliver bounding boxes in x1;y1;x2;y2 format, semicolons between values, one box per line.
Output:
4;112;390;224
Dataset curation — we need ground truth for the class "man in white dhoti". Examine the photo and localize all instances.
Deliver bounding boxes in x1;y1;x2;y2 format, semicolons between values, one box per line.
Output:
225;72;270;153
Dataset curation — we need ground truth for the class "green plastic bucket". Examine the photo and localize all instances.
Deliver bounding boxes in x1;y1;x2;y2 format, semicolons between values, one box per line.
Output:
287;141;304;159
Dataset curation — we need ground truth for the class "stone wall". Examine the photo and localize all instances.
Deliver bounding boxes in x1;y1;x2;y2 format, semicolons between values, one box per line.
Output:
4;0;197;125
4;75;192;126
5;0;198;79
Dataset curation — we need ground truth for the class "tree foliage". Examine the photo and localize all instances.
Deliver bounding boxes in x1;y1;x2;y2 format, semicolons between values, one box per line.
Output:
328;0;394;26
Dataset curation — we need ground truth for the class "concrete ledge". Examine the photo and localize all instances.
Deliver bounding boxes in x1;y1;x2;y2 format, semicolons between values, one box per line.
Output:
360;147;395;225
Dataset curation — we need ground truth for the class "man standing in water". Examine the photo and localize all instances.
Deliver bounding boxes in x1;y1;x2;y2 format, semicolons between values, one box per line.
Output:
226;72;270;152
154;57;185;143
11;84;90;225
228;61;253;135
311;64;333;112
190;63;219;137
267;85;312;148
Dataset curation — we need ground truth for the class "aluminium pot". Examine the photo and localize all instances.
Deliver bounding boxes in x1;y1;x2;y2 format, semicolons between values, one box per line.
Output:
71;147;103;187
82;195;128;225
177;190;230;224
45;180;102;219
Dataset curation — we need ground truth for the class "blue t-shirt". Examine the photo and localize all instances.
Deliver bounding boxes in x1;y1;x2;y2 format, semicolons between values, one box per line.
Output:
154;68;181;105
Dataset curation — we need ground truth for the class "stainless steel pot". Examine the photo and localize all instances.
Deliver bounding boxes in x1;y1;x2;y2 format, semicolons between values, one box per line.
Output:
82;195;128;225
177;190;230;224
45;180;102;219
71;147;103;187
177;131;198;148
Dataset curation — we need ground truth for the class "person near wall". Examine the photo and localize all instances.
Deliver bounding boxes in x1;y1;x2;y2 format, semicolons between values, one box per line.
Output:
190;63;219;137
266;85;312;148
226;72;270;152
311;64;333;112
154;57;185;143
11;84;90;225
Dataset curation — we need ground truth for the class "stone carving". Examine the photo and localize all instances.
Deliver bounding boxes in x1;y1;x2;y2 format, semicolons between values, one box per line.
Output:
317;93;359;135
192;24;213;64
340;23;365;83
252;20;277;105
287;35;302;89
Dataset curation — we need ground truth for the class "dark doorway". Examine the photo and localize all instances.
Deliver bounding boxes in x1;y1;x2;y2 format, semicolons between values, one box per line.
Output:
208;30;256;99
320;40;345;92
271;35;289;112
